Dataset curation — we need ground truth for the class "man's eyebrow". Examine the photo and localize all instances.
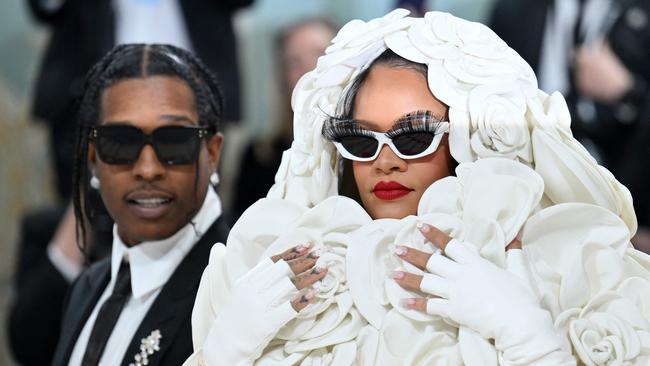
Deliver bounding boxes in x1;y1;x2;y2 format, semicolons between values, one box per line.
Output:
102;120;132;126
160;114;197;123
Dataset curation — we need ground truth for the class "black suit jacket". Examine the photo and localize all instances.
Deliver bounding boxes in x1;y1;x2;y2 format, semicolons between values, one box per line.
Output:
489;0;552;75
26;0;253;123
50;217;229;366
9;207;68;365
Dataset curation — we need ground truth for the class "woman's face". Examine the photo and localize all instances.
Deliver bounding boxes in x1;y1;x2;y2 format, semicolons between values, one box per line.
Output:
351;65;454;219
89;76;222;245
282;22;335;94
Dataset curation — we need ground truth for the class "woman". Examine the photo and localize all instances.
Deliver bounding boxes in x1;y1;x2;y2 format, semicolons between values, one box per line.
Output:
233;17;338;220
51;44;230;366
187;10;650;365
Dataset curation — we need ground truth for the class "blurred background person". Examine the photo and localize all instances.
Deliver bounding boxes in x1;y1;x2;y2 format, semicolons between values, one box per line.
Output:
396;0;426;17
231;18;337;220
8;196;111;366
490;0;650;251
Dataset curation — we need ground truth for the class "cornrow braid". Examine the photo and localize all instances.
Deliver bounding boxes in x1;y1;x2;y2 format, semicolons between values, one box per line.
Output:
72;44;225;256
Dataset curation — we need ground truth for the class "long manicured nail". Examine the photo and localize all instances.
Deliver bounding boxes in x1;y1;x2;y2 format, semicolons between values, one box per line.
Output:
400;298;416;308
394;245;408;256
391;270;405;280
417;222;431;233
304;289;316;301
295;242;312;252
311;266;326;274
308;248;323;258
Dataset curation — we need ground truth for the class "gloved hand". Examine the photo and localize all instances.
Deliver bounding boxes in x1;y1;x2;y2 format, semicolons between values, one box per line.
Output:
392;223;576;366
202;245;327;366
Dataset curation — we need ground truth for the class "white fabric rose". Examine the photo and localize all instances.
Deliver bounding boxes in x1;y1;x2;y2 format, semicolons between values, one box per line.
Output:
522;203;650;365
421;12;538;111
555;280;650;365
466;82;532;161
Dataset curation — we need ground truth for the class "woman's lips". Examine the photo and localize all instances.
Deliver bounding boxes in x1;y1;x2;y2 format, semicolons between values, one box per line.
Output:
373;181;414;200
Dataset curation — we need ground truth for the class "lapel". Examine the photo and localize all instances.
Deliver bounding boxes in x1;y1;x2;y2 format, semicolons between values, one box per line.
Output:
52;259;111;366
119;217;228;366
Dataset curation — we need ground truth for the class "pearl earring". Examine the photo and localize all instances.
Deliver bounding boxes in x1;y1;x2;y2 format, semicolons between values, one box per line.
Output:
210;172;220;186
90;175;101;189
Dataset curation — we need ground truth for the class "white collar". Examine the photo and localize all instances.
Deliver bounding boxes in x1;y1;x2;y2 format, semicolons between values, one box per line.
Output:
110;187;222;299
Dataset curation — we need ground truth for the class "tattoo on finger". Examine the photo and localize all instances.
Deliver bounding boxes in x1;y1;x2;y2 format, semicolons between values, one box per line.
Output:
288;256;314;267
299;293;311;304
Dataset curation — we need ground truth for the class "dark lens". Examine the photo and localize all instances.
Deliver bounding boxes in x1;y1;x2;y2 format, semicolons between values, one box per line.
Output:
96;125;143;164
339;136;379;159
392;132;435;156
152;126;201;164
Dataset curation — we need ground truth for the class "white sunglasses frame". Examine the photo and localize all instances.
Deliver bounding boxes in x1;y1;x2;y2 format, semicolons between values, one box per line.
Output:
332;121;450;162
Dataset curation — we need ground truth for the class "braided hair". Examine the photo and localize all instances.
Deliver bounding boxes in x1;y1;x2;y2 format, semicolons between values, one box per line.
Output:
72;44;225;255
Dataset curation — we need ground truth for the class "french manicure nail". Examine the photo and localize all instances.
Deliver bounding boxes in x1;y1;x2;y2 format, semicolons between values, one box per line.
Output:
308;248;323;258
304;290;316;300
311;266;326;274
417;222;431;233
394;245;408;256
296;242;312;252
400;298;416;308
391;270;405;280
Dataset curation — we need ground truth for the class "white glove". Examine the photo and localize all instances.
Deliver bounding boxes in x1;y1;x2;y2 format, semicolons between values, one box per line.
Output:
202;258;298;366
418;239;576;365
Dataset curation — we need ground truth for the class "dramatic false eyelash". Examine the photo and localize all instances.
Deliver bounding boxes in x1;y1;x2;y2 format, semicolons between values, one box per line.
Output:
385;111;447;138
323;110;447;141
322;117;374;141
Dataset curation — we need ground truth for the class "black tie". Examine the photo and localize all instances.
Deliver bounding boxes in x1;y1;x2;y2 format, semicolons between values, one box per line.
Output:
81;260;132;366
574;0;588;47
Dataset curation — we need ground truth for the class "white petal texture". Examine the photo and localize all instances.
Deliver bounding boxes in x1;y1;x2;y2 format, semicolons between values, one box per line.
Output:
185;8;650;366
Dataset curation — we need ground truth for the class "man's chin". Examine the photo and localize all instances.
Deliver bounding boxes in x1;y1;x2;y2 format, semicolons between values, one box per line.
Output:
117;224;182;246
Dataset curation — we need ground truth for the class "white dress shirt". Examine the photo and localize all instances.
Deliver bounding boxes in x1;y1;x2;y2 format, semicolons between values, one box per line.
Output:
538;0;614;95
538;0;580;95
113;0;193;51
68;188;222;366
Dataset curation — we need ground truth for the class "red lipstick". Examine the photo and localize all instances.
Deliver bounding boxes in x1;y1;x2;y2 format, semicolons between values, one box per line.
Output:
373;181;413;200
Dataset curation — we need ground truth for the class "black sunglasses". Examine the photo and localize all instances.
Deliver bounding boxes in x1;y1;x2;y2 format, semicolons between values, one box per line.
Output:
90;125;215;165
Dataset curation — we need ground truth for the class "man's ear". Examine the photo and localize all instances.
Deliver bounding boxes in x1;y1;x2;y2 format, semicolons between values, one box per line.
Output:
206;132;223;173
88;141;97;176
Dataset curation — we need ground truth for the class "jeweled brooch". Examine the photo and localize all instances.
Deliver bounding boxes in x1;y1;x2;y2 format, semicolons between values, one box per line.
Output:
129;329;162;366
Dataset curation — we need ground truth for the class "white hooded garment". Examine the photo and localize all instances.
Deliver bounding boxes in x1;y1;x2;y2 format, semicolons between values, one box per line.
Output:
185;9;650;366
